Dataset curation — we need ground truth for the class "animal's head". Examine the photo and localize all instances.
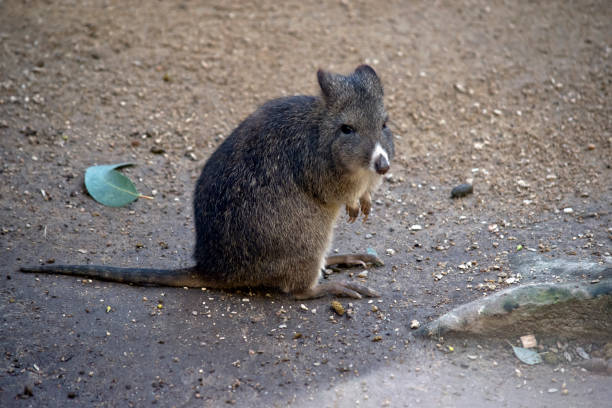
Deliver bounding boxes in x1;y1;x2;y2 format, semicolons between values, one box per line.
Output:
317;65;394;176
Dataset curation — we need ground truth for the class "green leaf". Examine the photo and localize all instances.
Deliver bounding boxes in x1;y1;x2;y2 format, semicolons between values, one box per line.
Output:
512;345;542;365
85;163;144;207
516;244;523;251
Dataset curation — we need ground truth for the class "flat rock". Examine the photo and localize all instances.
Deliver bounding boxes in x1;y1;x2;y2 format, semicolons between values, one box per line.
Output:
418;256;612;339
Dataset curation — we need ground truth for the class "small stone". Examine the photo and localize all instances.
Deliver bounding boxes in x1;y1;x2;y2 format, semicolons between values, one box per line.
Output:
577;358;608;373
516;179;530;188
357;270;368;278
563;208;574;214
454;83;467;94
385;248;395;256
542;352;560;365
410;224;422;231
548;388;558;393
451;183;473;198
575;347;590;360
365;233;373;239
410;319;420;329
587;143;595;150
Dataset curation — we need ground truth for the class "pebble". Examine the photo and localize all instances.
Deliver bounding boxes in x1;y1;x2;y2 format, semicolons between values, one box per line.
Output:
410;224;422;231
516;179;530;188
357;270;368;278
563;207;574;214
410;319;420;329
575;347;590;360
454;83;467;94
385;248;395;256
450;183;473;198
542;352;560;365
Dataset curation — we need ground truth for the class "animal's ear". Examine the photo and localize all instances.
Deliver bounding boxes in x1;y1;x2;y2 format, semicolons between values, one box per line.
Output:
317;69;341;99
354;64;382;92
355;64;378;79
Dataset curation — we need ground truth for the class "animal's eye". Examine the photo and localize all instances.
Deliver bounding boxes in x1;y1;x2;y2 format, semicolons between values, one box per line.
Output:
340;124;354;135
382;122;387;129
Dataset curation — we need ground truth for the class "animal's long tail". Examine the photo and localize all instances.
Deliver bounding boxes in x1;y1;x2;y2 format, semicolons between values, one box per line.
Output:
20;264;211;288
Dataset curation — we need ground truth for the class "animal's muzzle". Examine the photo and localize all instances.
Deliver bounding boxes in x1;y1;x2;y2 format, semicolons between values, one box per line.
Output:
374;155;390;175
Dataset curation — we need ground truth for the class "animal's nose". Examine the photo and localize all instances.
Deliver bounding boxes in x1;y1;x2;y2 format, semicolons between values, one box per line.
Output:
374;155;390;174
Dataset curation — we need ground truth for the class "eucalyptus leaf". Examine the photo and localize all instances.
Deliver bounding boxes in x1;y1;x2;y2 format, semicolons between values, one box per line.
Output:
512;345;542;365
85;163;146;207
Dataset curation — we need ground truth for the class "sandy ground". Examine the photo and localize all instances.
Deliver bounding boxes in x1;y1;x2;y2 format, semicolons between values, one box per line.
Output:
1;0;610;406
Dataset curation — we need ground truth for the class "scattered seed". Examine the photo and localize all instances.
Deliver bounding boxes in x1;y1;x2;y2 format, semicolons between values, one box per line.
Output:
331;300;345;316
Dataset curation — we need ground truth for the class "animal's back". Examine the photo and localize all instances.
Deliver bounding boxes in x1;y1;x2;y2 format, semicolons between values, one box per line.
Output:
193;95;335;288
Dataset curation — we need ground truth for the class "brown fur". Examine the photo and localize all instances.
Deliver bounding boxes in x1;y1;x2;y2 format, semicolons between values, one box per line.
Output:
21;65;394;299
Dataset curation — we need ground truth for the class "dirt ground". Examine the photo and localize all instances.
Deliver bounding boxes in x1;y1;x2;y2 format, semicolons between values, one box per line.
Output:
1;0;611;407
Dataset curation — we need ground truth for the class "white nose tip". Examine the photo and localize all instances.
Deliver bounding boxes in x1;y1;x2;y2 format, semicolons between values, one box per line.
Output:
375;155;390;174
370;143;389;173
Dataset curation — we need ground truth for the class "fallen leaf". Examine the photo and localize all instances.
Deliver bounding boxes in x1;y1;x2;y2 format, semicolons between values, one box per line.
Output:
512;345;542;365
84;163;153;207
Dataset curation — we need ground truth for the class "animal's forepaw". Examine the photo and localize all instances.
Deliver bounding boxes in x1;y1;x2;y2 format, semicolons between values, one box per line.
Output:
346;204;359;223
359;196;371;223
